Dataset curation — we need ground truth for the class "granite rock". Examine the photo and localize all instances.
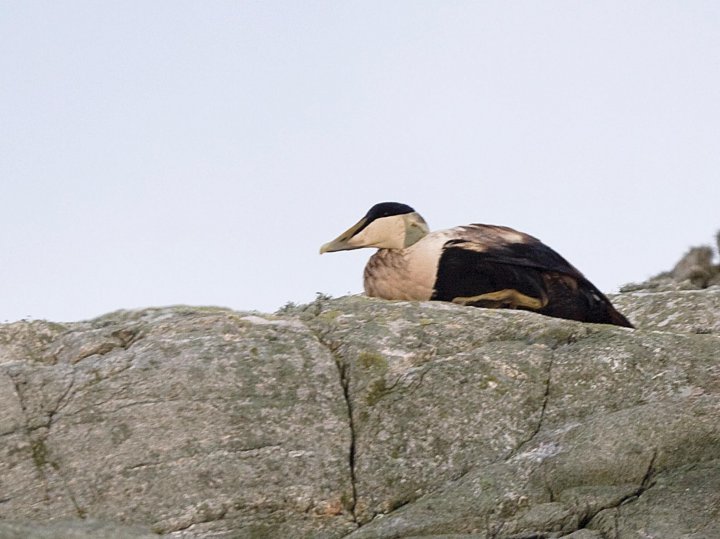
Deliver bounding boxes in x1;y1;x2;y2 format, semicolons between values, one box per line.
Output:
0;277;718;538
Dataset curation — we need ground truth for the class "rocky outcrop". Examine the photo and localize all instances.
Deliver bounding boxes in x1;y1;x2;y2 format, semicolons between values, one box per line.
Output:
0;307;354;538
1;252;719;538
621;231;720;292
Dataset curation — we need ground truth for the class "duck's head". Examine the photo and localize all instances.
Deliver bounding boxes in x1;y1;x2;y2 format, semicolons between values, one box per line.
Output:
320;202;430;253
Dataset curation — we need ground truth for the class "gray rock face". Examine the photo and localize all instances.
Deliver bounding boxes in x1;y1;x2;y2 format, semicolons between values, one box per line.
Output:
1;281;719;538
0;308;354;538
0;519;158;539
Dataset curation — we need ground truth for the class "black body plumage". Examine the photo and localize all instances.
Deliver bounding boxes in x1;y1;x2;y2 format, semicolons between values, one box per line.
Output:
432;233;633;327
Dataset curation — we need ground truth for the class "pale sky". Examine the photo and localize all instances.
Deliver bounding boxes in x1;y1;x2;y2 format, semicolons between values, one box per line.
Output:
2;2;719;323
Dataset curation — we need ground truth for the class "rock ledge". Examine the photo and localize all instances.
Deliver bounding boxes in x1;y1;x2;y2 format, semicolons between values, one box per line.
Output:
1;282;719;538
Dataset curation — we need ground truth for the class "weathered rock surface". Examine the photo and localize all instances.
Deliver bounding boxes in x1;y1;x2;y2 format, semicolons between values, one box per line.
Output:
0;519;158;539
1;279;719;537
0;308;354;538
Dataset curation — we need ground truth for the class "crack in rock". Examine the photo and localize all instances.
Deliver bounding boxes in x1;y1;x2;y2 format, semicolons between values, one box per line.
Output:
7;371;52;500
505;352;554;462
614;448;657;506
312;329;358;524
529;352;553;442
48;373;76;427
48;326;143;365
489;462;660;539
574;449;658;534
6;369;87;519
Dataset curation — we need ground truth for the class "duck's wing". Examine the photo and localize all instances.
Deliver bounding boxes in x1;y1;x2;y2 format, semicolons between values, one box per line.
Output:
430;225;633;327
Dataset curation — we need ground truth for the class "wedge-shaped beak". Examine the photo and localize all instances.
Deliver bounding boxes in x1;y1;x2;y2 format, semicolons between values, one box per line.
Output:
319;217;367;254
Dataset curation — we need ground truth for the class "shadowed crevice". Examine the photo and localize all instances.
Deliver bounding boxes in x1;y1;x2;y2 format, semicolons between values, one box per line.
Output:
6;369;87;519
311;330;359;524
504;352;554;461
576;448;658;532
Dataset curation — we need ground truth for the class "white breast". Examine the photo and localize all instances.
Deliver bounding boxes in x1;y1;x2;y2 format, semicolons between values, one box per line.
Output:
363;230;456;301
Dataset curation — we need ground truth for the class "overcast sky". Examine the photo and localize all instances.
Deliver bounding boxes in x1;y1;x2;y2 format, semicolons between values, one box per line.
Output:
2;2;719;323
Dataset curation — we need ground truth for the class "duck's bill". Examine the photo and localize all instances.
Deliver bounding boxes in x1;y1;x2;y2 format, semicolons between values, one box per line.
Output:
319;218;367;254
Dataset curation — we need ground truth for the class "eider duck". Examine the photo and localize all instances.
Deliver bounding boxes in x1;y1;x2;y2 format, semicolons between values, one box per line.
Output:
320;202;633;328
